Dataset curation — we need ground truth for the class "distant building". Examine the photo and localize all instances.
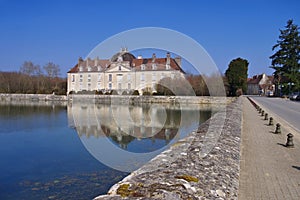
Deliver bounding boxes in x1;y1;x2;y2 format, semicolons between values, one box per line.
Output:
247;73;275;95
67;48;185;95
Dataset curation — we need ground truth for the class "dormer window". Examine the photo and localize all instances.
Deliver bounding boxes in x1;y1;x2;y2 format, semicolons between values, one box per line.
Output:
141;64;145;70
79;66;83;72
97;66;102;71
117;56;123;62
119;66;122;71
88;66;92;72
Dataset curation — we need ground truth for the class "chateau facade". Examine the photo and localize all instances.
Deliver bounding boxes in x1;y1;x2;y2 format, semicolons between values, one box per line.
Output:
67;49;185;95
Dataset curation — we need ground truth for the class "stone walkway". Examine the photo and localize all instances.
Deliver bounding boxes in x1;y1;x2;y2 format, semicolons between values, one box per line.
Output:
239;97;300;200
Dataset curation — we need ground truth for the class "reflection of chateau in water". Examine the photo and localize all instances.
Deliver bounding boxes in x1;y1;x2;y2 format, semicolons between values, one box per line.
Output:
68;103;213;150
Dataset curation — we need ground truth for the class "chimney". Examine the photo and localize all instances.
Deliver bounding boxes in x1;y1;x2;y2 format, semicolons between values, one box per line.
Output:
174;56;181;68
166;52;171;65
95;56;99;66
152;53;156;63
87;57;91;67
78;57;83;66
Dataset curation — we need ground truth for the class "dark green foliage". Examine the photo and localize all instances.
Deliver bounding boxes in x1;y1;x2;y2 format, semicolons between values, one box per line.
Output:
270;19;300;95
110;90;119;95
225;58;249;96
95;90;103;95
132;90;139;95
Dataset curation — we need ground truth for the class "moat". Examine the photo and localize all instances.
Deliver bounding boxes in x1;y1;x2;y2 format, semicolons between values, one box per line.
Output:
0;100;215;199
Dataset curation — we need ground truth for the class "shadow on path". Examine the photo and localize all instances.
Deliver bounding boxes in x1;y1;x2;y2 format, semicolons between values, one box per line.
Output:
277;143;286;148
292;166;300;171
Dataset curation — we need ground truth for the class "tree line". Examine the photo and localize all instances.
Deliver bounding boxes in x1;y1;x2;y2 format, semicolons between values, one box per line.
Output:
0;61;67;94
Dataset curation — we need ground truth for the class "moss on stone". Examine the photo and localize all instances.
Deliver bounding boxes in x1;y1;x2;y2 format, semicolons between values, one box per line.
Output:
116;184;131;197
116;183;144;198
175;174;199;182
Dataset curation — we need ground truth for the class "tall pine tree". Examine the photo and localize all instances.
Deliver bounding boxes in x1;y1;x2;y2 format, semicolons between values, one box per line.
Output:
270;19;300;95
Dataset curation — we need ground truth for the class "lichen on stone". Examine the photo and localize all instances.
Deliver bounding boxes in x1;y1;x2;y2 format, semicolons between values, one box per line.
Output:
175;174;199;182
116;183;130;197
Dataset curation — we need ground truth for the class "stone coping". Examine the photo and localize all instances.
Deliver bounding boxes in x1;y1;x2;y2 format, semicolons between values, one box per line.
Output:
94;97;242;199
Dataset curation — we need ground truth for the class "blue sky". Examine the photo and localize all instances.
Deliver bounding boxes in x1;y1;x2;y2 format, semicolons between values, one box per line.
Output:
0;0;299;77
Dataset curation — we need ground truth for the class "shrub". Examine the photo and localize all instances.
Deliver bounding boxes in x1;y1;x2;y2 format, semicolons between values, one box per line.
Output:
132;90;139;95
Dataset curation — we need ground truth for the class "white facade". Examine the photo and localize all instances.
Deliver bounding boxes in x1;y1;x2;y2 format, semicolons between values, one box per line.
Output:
67;50;185;95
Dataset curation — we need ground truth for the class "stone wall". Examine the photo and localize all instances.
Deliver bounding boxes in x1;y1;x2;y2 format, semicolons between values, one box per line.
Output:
70;95;235;105
0;94;235;105
94;97;242;199
0;93;67;101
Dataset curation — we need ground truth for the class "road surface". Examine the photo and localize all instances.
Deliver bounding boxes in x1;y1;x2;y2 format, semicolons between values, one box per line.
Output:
250;96;300;132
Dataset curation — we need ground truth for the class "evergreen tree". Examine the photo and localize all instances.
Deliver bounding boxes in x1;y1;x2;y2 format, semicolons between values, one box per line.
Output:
225;58;249;96
270;19;300;94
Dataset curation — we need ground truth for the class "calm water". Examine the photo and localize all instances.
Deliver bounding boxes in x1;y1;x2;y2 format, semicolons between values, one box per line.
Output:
0;101;213;199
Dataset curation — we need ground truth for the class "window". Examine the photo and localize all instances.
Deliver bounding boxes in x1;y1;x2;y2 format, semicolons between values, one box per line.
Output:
127;74;131;81
79;66;83;72
109;74;112;82
141;64;145;70
119;66;122;71
88;74;91;82
118;83;122;90
152;63;157;70
166;64;170;70
72;75;75;82
108;83;112;90
171;73;175;79
152;73;156;82
88;83;91;89
141;73;145;81
79;74;83;82
128;83;131;90
88;66;91;72
98;74;101;82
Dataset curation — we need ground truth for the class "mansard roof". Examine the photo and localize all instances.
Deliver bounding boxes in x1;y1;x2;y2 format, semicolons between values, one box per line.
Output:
68;52;184;73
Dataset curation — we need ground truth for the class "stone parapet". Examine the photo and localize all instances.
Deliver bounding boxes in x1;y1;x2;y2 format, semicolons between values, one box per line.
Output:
94;97;242;199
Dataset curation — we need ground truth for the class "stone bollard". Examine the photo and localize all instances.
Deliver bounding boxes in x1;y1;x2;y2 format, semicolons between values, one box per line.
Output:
261;110;265;116
286;133;294;148
275;123;281;134
259;108;262;113
264;113;268;120
269;117;274;126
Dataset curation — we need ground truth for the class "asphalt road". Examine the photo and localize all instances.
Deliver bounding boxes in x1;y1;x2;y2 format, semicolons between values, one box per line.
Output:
250;96;300;132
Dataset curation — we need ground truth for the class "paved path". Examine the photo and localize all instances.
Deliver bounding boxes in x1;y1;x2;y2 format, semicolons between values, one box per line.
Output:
239;97;300;200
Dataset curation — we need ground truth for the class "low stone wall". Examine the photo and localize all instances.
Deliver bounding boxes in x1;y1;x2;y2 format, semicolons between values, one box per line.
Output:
0;93;67;101
1;94;235;105
95;97;242;199
70;95;235;105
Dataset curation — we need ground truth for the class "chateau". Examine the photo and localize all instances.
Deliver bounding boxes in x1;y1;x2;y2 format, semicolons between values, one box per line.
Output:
67;49;185;95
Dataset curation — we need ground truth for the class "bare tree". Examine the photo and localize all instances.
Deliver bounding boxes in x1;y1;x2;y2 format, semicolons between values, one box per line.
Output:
43;62;60;78
20;61;36;75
